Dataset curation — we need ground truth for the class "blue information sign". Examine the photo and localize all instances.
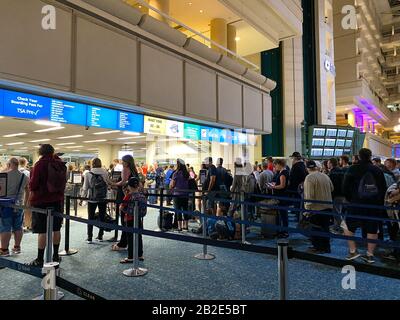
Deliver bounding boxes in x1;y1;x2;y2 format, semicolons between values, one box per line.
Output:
3;90;51;120
87;106;118;129
118;111;144;133
0;89;4;116
50;99;87;126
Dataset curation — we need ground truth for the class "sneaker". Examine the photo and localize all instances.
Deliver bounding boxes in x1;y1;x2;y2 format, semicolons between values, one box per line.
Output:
346;251;361;261
382;252;397;261
11;246;21;254
26;258;43;268
361;254;375;264
306;247;331;255
86;238;93;244
0;249;10;257
95;237;103;242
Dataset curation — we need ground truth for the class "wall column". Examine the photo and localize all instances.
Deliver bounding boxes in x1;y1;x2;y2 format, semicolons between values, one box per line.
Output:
98;145;113;168
32;150;40;165
227;24;237;58
149;0;170;24
210;18;227;55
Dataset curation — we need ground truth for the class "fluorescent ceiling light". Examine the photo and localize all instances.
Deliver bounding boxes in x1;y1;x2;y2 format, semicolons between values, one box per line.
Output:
66;145;83;149
3;133;27;138
131;135;146;139
57;135;83;139
117;137;135;140
83;139;107;143
0;116;4;119
88;148;99;151
123;131;141;136
35;127;65;133
6;142;24;146
122;142;137;145
34;120;61;127
56;142;75;146
221;142;229;146
30;139;51;143
93;130;120;135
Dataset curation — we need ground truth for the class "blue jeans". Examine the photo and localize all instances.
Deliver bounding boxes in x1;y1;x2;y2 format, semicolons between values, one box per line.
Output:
0;209;24;233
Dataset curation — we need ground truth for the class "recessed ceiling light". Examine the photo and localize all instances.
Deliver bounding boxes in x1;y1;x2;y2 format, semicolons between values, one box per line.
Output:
93;130;121;135
188;2;192;5
123;131;141;136
235;37;240;41
6;142;24;146
34;120;61;127
57;135;83;139
56;143;76;146
30;139;51;143
3;133;27;138
199;9;203;13
34;127;65;133
66;145;83;149
83;139;107;143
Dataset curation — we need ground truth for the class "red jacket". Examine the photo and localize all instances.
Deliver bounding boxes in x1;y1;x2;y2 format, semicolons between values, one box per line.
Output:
29;155;65;206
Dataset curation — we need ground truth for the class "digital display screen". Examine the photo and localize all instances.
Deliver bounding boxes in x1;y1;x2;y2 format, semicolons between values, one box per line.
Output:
338;130;347;138
334;149;344;157
311;149;323;157
144;116;166;135
343;149;351;155
347;130;354;138
184;123;201;141
313;128;326;137
336;139;345;147
326;129;338;137
50;99;87;126
0;89;4;115
345;140;353;148
325;139;336;147
87;106;118;129
118;111;144;133
312;139;324;147
232;131;247;145
220;129;233;144
3;90;50;120
324;149;335;157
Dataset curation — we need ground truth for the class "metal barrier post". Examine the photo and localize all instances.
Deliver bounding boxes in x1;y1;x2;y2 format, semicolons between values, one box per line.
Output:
34;262;64;300
73;185;78;217
194;193;215;260
113;204;120;242
59;196;78;256
123;201;148;277
278;239;289;300
240;192;251;245
45;208;53;263
154;188;164;232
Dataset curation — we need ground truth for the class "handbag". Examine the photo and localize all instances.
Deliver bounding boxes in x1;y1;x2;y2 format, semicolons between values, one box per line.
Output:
0;174;25;219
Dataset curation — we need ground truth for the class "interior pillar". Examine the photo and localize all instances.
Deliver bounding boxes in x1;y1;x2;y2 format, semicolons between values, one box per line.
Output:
210;18;227;55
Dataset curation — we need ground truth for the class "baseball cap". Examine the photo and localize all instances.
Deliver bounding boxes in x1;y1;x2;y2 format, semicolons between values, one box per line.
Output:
306;160;317;169
289;152;302;158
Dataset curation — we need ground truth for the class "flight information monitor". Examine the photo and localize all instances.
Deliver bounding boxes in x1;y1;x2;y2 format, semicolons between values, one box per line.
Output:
87;105;118;129
50;99;87;126
313;128;326;137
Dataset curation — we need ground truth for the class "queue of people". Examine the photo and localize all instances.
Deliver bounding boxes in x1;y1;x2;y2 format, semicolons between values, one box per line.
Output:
1;143;400;268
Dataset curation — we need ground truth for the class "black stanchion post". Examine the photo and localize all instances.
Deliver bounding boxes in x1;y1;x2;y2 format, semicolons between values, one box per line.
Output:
59;196;78;256
194;192;215;260
114;203;120;241
240;192;251;245
155;188;164;232
278;239;289;300
123;201;148;277
74;185;78;217
45;208;53;263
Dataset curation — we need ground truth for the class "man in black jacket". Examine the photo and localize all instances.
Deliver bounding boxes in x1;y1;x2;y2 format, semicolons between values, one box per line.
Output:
328;158;345;234
342;148;387;264
288;152;308;218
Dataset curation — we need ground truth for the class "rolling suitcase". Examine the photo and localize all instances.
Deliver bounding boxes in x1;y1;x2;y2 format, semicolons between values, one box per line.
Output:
258;200;279;238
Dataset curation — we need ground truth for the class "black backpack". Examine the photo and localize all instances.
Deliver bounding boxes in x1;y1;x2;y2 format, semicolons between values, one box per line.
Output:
357;171;379;200
89;173;108;201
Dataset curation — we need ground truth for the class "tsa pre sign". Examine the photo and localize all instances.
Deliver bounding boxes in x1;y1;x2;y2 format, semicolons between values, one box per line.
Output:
3;90;50;120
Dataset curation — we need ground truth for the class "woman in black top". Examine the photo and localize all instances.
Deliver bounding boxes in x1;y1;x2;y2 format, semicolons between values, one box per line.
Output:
271;159;290;238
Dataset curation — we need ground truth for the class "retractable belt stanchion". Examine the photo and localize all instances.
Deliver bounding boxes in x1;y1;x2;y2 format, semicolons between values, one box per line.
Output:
240;192;251;245
59;196;78;256
194;192;215;260
35;209;64;300
123;201;148;277
154;188;163;232
278;239;289;300
113;203;120;242
73;185;79;217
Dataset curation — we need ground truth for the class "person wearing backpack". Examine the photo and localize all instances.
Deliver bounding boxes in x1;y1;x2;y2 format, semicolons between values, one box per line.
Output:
342;148;387;264
215;158;232;216
27;144;67;267
81;158;110;244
